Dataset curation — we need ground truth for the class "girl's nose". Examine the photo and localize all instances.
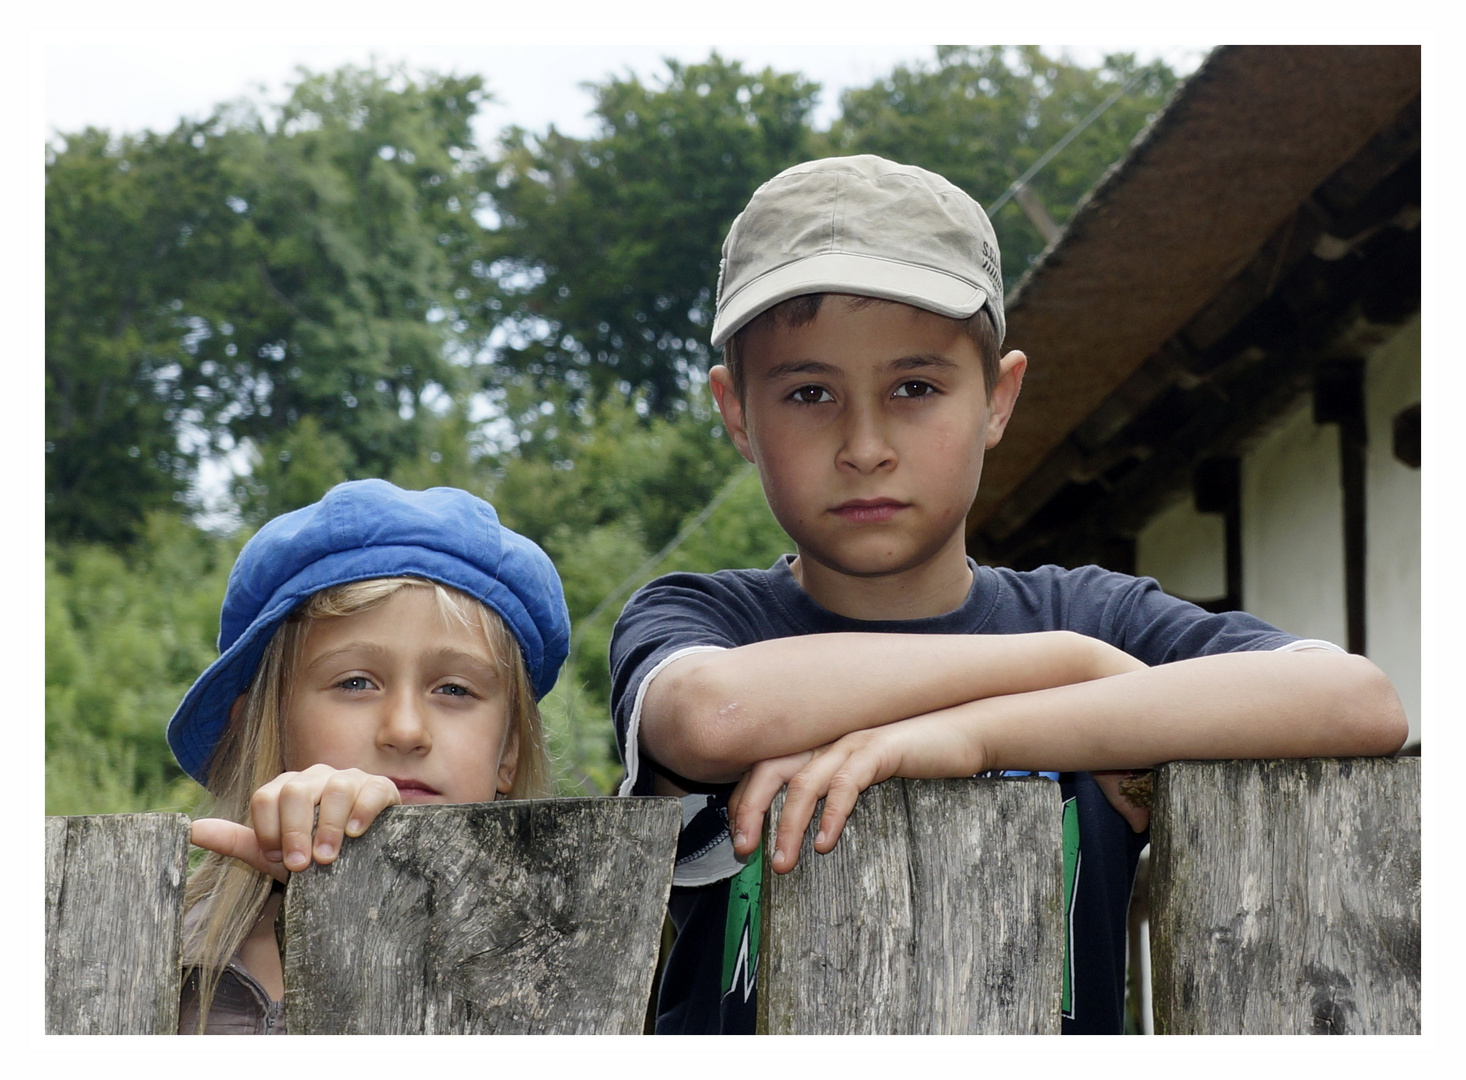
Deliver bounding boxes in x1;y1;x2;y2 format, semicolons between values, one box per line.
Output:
376;693;431;754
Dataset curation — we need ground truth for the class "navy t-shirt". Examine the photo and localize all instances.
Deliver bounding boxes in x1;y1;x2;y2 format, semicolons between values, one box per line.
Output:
609;556;1307;1034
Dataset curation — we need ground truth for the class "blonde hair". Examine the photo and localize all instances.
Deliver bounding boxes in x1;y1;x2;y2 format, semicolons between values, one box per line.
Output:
181;577;552;1030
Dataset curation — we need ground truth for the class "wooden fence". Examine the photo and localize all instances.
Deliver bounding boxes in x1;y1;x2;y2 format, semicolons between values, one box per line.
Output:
46;759;1419;1035
45;798;680;1034
759;758;1420;1034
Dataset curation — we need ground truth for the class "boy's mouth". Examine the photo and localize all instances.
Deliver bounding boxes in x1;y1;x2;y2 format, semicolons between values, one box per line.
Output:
390;777;443;802
831;498;907;524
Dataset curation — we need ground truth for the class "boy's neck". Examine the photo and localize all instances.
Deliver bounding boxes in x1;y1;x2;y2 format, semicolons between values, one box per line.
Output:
790;541;975;622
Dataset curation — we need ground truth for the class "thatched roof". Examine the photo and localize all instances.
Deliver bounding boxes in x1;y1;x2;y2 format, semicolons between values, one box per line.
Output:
968;45;1421;567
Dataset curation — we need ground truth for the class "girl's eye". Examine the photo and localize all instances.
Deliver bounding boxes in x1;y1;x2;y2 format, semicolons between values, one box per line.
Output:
435;682;473;698
790;385;833;405
335;676;373;692
893;380;937;399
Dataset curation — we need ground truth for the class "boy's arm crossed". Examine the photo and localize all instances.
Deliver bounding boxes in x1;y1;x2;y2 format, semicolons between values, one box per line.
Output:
730;648;1406;874
637;629;1145;785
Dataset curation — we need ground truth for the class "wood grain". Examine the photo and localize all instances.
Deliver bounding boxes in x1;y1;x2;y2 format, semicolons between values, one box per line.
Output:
281;797;680;1034
1149;758;1420;1034
45;813;190;1034
759;777;1064;1034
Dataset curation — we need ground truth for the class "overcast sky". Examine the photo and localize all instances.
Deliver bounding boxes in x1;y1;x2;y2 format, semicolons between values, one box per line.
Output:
43;32;1212;145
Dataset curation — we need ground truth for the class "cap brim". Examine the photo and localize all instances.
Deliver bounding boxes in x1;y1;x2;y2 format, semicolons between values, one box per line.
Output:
710;252;990;348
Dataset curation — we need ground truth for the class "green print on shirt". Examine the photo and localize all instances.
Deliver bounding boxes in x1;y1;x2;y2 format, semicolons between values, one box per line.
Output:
722;843;763;1003
1061;795;1080;1018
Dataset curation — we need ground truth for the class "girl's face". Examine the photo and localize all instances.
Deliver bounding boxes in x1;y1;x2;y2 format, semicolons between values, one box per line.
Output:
283;587;517;802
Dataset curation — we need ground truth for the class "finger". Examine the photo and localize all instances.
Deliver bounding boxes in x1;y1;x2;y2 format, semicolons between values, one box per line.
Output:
190;818;289;884
773;753;847;874
334;779;398;844
729;752;809;857
309;772;363;865
248;773;291;864
275;770;329;873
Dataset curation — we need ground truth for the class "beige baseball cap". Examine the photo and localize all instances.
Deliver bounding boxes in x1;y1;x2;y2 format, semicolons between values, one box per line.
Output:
709;154;1006;349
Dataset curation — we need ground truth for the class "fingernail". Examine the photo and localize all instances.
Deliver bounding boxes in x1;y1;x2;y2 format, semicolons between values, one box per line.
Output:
265;849;283;862
347;818;362;835
774;848;785;865
733;829;746;847
314;841;334;860
285;851;308;871
815;830;826;845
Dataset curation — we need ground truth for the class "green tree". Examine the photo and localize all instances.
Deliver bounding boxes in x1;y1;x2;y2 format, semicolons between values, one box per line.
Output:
46;122;238;544
46;64;499;538
484;54;819;414
826;46;1179;290
45;513;243;815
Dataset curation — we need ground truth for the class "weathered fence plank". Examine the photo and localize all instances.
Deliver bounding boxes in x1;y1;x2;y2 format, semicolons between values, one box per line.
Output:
759;777;1064;1034
1149;758;1420;1034
45;812;190;1034
281;797;680;1034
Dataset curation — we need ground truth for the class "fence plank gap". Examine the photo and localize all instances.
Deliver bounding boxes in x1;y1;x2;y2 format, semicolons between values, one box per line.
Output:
759;776;1064;1034
45;812;191;1034
281;797;680;1034
1149;758;1420;1034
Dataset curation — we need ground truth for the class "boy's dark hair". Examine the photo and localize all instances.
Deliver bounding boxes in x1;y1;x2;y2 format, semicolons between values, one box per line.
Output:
721;294;1002;401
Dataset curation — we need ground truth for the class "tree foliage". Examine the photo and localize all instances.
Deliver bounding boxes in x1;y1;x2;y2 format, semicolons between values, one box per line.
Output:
826;46;1179;290
47;65;498;539
484;54;819;414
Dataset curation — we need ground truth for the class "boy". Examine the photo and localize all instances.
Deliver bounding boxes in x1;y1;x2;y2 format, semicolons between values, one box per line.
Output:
608;154;1405;1035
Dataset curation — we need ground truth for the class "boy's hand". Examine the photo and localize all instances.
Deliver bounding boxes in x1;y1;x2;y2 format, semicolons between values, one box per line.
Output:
729;711;985;875
1093;770;1151;833
190;764;401;882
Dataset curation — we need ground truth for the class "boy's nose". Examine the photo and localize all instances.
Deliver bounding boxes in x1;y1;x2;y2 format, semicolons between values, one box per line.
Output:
377;693;432;754
836;407;896;473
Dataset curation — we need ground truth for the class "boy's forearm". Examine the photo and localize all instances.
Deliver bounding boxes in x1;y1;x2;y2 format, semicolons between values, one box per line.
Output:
639;630;1138;783
733;649;1405;875
940;649;1406;776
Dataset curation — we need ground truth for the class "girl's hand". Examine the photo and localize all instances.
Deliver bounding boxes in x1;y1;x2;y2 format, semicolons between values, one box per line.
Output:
729;711;984;876
190;764;402;882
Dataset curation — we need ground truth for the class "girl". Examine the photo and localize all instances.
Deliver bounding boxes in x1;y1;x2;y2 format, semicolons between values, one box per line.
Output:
167;479;570;1034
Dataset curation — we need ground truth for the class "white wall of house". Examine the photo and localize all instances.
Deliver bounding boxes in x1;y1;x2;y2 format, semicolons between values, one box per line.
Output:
1135;496;1225;604
1363;315;1421;745
1134;314;1420;746
1239;404;1348;645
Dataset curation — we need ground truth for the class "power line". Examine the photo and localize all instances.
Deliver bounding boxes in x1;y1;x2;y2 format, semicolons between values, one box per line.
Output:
988;61;1163;217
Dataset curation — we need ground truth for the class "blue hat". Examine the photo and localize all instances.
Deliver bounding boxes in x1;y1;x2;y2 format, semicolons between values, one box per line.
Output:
167;479;570;785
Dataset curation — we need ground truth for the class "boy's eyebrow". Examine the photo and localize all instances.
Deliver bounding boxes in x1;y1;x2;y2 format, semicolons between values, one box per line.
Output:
761;354;961;381
762;359;843;381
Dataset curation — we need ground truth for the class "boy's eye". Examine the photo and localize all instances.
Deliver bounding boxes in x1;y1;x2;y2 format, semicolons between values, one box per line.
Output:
893;380;937;399
789;385;833;404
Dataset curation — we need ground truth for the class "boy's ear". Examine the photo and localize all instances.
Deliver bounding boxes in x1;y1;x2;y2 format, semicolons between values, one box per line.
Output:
496;726;520;796
709;364;756;464
984;350;1027;449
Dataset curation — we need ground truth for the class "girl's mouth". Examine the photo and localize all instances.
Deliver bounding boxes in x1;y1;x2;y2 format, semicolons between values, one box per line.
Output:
390;778;443;802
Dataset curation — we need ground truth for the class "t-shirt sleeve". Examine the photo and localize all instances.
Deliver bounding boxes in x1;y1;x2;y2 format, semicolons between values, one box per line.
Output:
608;574;748;797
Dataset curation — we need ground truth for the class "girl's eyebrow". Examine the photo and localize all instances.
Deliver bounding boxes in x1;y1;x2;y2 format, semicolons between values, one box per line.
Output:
302;642;500;676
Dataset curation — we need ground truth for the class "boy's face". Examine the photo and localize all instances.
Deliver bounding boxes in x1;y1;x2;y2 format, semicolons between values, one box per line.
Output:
711;297;1024;609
